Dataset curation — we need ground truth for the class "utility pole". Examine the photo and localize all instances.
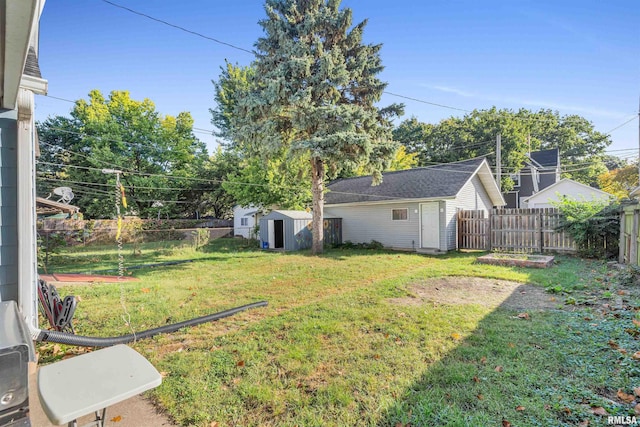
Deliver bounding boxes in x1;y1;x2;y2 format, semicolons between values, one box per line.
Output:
496;133;502;191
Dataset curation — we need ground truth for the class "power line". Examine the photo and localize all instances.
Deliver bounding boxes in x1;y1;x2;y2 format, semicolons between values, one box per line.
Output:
605;115;638;134
36;175;213;192
382;91;470;112
99;0;254;54
97;0;636;126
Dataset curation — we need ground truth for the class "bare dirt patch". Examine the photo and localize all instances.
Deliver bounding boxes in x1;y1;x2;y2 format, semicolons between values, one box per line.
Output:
388;277;561;311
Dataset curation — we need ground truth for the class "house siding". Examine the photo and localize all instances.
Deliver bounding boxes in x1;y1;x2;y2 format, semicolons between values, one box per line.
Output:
233;205;259;239
447;175;494;250
0;110;18;302
325;202;421;251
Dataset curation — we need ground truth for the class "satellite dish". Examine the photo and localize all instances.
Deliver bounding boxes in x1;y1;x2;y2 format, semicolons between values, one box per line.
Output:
51;187;74;204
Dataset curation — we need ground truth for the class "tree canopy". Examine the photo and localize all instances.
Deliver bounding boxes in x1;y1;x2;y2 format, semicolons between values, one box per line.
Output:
597;163;638;199
393;108;612;190
37;90;212;219
215;0;403;253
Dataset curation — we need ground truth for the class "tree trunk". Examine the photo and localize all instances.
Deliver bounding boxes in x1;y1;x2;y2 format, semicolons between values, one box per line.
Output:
311;156;325;255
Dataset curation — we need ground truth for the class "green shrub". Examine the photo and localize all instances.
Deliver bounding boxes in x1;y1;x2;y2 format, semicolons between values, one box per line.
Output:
553;198;619;259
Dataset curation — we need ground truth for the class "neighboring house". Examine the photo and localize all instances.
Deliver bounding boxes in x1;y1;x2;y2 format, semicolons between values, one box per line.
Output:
504;148;560;208
522;178;614;209
0;0;47;328
232;205;262;239
258;210;342;251
324;158;505;253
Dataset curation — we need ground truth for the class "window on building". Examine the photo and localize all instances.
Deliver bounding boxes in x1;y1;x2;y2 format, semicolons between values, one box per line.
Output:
510;172;521;187
392;208;408;221
240;217;249;226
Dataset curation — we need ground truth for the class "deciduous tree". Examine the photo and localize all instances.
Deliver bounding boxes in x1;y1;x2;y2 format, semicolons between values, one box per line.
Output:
393;108;611;189
598;164;639;199
37;90;209;218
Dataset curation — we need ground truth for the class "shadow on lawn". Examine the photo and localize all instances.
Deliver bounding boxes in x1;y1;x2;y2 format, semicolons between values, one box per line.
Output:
377;287;631;427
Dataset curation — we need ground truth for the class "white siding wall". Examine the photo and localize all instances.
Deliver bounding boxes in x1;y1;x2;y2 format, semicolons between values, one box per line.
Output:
447;175;494;250
325;202;421;250
233;205;258;238
525;180;613;209
455;175;494;212
444;201;458;250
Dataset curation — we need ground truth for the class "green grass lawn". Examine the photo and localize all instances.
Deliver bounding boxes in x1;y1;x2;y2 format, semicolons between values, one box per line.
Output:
40;239;640;426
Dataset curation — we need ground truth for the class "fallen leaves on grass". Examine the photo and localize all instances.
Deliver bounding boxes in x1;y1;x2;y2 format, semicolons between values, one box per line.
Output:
237;360;245;367
480;356;487;364
635;404;640;415
579;421;589;427
633;351;640;361
617;389;635;403
110;415;122;422
634;387;640;397
494;365;503;372
52;344;62;356
140;288;150;293
608;340;619;350
517;312;530;320
589;406;608;416
515;405;525;411
450;332;462;341
502;420;511;427
633;319;640;328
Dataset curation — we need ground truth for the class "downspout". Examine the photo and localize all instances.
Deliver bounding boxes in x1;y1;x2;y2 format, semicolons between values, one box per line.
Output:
17;88;38;328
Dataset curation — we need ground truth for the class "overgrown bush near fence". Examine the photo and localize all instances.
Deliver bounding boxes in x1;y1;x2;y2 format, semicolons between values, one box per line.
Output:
553;199;619;259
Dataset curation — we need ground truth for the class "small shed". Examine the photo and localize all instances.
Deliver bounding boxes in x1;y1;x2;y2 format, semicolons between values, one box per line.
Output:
259;210;342;251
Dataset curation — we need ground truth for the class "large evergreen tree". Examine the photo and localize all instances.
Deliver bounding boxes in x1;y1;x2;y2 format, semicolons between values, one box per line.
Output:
224;0;403;254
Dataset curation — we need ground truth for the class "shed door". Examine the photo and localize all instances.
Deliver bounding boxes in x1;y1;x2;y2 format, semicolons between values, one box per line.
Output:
421;202;440;248
274;220;284;249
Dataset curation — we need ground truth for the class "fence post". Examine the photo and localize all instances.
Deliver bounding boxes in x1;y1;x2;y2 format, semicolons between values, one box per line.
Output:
457;208;462;251
631;209;639;266
619;210;626;264
487;209;493;251
538;210;544;253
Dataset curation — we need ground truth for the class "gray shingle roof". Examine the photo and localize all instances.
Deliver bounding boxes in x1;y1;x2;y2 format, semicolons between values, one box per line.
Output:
325;158;484;205
23;47;42;78
530;148;559;167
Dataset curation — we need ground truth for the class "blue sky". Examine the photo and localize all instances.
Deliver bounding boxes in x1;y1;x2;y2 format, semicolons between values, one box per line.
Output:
36;0;639;160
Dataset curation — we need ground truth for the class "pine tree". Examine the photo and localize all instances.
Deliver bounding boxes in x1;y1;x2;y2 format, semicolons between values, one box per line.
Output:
229;0;402;254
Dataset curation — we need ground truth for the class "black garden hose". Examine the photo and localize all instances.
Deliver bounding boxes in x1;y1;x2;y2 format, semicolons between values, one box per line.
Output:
34;301;268;347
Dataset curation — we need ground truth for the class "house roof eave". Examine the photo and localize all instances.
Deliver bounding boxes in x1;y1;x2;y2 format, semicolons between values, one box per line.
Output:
325;196;457;208
2;0;39;109
522;178;614;203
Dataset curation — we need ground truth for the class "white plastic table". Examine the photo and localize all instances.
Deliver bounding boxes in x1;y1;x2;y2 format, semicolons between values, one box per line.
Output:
37;344;162;427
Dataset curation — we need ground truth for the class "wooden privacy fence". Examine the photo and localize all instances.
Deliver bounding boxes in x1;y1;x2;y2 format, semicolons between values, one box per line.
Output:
458;208;576;253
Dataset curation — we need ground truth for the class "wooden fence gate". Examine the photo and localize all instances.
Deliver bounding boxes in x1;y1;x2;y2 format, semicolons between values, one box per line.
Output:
458;208;576;253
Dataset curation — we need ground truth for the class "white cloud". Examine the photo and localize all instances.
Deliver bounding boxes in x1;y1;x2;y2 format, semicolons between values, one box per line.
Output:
422;84;628;119
423;84;475;98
